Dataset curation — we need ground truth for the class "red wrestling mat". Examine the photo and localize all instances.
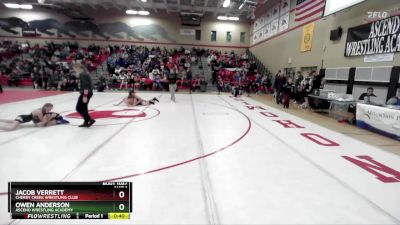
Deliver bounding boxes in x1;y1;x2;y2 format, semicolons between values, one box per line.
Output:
0;90;66;104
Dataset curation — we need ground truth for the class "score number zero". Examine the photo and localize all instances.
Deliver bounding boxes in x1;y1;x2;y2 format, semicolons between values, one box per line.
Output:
118;191;126;211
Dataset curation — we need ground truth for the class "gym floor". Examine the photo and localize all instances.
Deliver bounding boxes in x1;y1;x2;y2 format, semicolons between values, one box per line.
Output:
0;90;399;224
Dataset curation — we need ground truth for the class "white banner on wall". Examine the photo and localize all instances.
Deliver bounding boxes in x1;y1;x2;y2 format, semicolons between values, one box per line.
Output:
254;19;261;32
271;19;279;36
272;3;280;19
356;103;400;140
264;23;271;38
265;10;272;24
279;13;290;32
253;32;258;43
364;53;394;62
258;29;264;41
280;0;290;15
180;29;195;36
251;0;291;44
259;16;265;29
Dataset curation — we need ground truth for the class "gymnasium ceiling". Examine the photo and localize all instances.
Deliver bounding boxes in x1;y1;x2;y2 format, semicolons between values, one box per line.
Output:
0;0;260;19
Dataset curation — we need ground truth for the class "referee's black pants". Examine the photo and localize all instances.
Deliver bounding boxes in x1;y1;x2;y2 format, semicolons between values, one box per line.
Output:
76;92;93;124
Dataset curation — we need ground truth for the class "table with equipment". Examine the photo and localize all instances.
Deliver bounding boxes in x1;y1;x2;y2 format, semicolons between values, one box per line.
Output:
308;94;358;122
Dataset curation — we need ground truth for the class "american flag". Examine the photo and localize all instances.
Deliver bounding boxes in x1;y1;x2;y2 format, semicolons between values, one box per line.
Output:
295;0;326;22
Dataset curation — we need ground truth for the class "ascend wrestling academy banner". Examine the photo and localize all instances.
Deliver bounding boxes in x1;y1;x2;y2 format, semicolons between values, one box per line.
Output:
345;15;400;57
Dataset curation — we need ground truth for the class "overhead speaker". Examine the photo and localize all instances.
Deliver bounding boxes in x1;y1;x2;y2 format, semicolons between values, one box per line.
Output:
330;27;343;41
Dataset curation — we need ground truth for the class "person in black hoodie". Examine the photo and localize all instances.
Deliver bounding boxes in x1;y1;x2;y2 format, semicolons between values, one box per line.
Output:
73;63;95;128
282;78;294;108
273;70;286;104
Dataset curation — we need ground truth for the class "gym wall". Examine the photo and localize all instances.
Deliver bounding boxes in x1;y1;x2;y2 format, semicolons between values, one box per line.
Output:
249;0;400;74
0;6;250;53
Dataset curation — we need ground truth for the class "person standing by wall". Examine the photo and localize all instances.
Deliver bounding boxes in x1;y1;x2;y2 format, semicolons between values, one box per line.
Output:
294;71;303;103
168;66;178;102
73;63;95;127
273;70;286;104
282;78;294;108
186;67;193;94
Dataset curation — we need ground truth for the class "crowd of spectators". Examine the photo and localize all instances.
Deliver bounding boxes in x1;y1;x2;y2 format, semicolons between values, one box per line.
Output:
102;45;206;92
0;41;109;91
208;51;272;96
273;70;324;109
0;41;270;95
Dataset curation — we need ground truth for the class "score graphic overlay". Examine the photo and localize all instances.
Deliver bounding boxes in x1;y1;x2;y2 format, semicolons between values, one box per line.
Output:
8;182;132;219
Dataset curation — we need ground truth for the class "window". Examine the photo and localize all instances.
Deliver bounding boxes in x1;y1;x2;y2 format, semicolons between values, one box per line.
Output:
211;31;217;42
240;32;246;43
195;30;201;41
226;31;232;42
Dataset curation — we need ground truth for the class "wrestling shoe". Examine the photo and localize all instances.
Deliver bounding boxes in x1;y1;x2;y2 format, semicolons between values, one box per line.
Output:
78;122;88;127
56;118;70;125
86;119;96;127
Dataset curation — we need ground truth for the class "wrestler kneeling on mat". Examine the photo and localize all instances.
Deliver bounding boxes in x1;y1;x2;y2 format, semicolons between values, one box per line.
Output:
115;89;159;107
0;103;69;131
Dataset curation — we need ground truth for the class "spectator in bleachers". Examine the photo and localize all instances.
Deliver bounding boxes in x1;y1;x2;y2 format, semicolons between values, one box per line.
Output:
97;75;107;92
7;70;20;87
168;67;178;102
0;41;109;91
191;75;201;92
31;67;41;89
1;41;268;95
119;71;128;90
49;70;61;90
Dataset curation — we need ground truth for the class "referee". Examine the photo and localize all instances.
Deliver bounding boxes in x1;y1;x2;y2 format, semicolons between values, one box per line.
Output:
73;63;95;127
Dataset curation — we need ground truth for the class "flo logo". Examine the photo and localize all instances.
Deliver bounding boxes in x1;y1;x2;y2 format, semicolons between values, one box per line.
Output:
64;108;160;125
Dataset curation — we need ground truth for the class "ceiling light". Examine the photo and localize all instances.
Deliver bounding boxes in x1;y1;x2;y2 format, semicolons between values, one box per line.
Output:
4;3;32;9
141;0;147;2
126;10;138;14
181;12;203;16
19;4;33;9
38;0;45;4
222;0;230;8
217;16;239;21
4;3;20;8
138;10;150;15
